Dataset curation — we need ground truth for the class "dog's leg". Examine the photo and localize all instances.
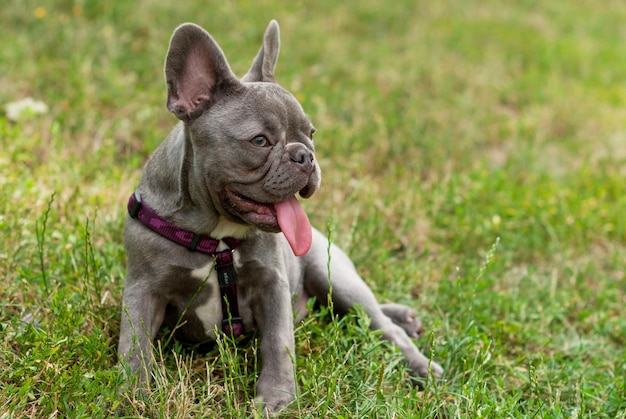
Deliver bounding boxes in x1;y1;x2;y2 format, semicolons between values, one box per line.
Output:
117;283;167;384
241;263;297;412
303;230;444;382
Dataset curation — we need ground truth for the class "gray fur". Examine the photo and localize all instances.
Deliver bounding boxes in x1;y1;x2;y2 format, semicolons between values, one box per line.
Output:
117;20;443;413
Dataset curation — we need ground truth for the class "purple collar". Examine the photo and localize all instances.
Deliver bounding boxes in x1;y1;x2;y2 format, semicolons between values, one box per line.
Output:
127;192;242;253
127;192;244;337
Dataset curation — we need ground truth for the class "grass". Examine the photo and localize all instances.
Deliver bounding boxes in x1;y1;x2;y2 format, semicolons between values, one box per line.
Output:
1;0;625;417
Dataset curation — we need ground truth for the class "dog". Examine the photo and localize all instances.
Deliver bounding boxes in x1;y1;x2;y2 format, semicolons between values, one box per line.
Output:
117;20;443;413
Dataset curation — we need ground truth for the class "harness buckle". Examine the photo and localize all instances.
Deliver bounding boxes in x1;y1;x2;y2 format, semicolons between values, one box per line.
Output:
222;317;244;337
188;233;201;251
128;192;142;218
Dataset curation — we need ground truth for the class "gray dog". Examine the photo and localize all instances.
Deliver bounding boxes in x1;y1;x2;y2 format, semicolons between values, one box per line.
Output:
117;20;443;412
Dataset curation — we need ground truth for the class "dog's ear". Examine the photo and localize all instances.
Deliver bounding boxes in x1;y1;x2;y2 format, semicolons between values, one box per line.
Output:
164;23;239;121
241;20;280;83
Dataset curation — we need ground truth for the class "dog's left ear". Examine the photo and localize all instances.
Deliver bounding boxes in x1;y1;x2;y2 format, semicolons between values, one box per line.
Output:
242;20;280;83
165;23;240;121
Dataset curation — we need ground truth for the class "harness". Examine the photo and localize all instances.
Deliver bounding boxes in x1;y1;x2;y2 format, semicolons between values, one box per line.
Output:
127;192;244;337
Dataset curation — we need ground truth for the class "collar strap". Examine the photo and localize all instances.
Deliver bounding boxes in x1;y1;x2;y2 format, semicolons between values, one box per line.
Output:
128;192;244;337
214;250;244;337
128;192;242;253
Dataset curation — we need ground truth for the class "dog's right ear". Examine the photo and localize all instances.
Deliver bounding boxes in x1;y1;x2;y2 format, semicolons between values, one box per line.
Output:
164;24;239;121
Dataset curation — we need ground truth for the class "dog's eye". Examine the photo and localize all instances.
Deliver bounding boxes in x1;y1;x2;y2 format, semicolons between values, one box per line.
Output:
250;135;268;147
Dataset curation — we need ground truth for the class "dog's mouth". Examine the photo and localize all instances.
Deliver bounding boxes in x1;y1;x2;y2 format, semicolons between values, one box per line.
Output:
227;190;278;226
226;189;312;256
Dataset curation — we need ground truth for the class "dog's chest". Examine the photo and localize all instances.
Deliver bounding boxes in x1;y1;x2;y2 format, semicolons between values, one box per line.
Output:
189;263;224;339
187;246;250;339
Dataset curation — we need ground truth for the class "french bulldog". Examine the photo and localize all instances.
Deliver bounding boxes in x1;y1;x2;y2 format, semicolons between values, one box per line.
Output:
117;19;443;413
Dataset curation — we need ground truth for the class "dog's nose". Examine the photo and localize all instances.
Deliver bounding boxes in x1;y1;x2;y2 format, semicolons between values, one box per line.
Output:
290;148;315;173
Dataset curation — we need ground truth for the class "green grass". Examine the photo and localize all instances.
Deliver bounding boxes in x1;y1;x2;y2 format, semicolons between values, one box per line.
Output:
1;0;625;417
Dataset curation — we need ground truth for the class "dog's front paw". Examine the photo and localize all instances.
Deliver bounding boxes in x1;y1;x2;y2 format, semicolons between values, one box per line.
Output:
255;375;296;414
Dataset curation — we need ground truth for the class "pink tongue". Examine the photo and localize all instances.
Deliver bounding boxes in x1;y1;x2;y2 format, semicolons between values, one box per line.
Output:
274;196;312;256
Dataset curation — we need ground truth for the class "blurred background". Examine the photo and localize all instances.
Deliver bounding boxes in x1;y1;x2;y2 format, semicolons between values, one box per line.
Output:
1;1;625;417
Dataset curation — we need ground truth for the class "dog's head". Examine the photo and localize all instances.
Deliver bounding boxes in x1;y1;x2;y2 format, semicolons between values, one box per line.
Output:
163;21;320;256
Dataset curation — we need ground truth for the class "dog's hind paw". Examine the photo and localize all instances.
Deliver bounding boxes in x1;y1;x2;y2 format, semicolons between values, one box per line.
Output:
410;357;444;389
380;303;424;339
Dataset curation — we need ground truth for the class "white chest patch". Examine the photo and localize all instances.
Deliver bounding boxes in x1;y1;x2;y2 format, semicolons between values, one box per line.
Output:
210;217;254;239
190;260;224;339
